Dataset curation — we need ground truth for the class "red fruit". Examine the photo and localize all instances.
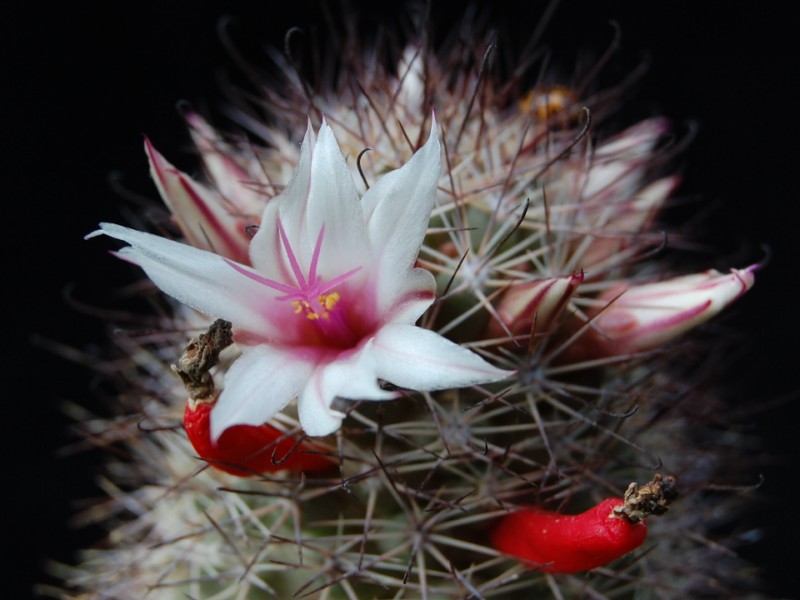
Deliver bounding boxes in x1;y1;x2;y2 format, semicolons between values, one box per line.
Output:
183;401;334;477
490;498;647;573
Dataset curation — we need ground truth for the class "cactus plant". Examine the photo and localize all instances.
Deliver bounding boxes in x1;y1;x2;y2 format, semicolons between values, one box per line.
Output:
50;4;769;599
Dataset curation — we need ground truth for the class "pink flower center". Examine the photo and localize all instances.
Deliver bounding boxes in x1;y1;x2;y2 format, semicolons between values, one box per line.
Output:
225;219;363;348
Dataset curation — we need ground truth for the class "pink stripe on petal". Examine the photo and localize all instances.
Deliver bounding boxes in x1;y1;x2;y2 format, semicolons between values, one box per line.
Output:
177;174;246;261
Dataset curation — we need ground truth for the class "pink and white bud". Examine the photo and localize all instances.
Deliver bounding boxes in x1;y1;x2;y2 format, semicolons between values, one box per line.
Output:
184;112;274;217
533;118;674;271
145;138;253;264
579;176;679;266
489;272;584;339
587;265;757;355
571;118;670;205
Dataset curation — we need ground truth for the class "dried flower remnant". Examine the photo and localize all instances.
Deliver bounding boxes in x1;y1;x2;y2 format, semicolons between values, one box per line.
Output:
174;319;333;475
171;318;233;401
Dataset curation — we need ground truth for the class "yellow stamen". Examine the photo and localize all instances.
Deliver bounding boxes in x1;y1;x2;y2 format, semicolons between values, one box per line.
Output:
290;292;342;321
320;292;340;311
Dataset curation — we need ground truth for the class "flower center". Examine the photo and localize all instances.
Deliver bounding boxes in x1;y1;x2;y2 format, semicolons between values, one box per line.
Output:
292;291;341;320
225;219;362;346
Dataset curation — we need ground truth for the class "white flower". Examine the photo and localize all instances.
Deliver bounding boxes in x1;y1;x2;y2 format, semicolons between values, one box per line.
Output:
91;121;511;437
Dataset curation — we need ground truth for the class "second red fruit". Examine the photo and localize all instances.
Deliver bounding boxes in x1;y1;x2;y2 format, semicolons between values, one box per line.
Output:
490;498;647;573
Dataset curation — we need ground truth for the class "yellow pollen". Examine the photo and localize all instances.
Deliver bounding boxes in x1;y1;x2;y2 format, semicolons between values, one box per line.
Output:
290;293;341;321
291;300;309;315
320;292;340;311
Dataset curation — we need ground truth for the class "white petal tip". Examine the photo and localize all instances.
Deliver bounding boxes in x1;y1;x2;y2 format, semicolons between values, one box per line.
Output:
300;409;346;438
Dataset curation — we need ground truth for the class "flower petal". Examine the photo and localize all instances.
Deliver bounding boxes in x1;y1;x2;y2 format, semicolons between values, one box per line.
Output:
304;122;371;277
362;123;441;313
211;345;314;440
298;342;397;436
249;123;370;288
249;123;315;278
298;380;348;438
379;268;437;325
372;323;512;391
89;223;281;337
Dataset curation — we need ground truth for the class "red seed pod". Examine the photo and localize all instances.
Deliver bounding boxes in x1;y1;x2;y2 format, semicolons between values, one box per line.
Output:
490;498;647;573
183;400;334;477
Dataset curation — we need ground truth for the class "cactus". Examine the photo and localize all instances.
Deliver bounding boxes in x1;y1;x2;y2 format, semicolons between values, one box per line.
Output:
52;5;767;599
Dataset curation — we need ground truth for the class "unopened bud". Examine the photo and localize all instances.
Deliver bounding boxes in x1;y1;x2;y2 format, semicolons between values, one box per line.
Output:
489;272;584;340
587;265;757;355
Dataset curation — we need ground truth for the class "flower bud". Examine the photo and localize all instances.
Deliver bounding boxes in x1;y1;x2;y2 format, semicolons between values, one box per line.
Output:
579;176;679;267
145;137;253;264
586;265;757;355
489;272;584;340
185;112;279;216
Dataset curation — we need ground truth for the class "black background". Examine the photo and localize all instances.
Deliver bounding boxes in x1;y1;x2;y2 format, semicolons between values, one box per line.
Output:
7;2;798;597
